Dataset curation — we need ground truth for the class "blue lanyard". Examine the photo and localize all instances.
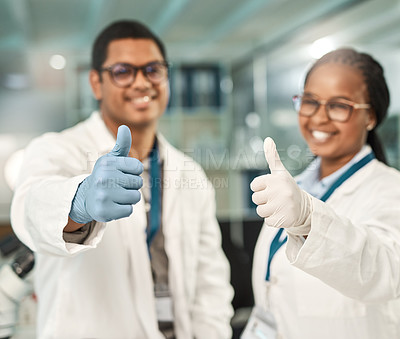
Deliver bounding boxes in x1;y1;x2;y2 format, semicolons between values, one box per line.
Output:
147;139;162;248
265;152;375;281
319;152;375;202
265;228;287;281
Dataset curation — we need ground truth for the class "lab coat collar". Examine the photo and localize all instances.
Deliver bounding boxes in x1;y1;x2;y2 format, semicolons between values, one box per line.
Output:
86;111;175;164
331;145;377;197
297;145;376;200
85;111;117;155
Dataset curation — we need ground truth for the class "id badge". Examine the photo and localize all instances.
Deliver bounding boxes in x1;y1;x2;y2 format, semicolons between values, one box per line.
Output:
241;306;278;339
155;290;174;322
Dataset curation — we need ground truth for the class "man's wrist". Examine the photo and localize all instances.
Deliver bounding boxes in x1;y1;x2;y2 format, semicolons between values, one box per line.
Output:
64;217;87;233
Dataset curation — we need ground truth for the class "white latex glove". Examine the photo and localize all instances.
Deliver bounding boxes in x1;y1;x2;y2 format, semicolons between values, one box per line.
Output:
250;137;312;235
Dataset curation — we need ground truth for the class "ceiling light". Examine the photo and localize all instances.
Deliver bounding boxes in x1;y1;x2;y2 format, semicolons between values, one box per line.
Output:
245;112;261;129
49;54;66;70
309;38;335;59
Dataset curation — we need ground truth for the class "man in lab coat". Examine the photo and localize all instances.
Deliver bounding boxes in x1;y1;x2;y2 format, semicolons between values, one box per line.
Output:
11;20;233;339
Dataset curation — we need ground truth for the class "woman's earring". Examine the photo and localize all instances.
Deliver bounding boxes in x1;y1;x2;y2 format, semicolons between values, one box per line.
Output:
366;124;374;131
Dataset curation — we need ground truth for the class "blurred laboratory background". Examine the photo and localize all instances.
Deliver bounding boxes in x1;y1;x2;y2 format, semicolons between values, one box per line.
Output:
0;0;400;337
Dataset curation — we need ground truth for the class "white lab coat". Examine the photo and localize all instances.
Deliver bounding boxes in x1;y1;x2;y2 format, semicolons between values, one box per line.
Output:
11;112;234;339
252;147;400;339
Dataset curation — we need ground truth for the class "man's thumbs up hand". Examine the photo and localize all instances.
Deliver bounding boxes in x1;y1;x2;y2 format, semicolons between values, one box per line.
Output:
109;125;132;157
69;125;144;224
250;138;312;233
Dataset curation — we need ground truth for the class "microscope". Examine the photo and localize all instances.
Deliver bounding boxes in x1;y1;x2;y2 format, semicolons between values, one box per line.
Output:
0;149;35;339
0;233;34;339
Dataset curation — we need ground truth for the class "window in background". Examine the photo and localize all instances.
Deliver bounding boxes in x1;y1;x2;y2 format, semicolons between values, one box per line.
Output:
170;64;222;111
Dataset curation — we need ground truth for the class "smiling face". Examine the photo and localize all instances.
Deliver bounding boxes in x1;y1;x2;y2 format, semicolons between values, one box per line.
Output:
299;63;376;172
90;38;170;135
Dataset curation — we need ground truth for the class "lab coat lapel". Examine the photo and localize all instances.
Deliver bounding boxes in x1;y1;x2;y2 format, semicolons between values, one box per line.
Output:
159;137;192;338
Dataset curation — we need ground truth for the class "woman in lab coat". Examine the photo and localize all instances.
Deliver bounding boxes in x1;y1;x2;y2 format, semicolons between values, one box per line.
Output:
247;48;400;339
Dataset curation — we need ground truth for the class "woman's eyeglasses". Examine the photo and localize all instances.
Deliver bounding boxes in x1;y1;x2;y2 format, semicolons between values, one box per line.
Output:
292;95;371;122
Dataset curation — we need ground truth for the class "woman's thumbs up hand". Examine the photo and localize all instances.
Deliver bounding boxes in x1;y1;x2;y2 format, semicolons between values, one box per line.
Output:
250;137;312;234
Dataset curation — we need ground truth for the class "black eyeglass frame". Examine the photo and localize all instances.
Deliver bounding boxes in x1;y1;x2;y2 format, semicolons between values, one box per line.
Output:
100;61;170;87
292;94;371;122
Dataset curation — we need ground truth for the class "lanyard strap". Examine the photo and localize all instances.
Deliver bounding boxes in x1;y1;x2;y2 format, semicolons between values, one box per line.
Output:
147;139;162;248
265;228;287;281
319;152;375;202
265;152;375;281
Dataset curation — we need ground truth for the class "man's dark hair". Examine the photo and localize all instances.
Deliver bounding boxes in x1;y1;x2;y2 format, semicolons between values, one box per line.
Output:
305;48;390;164
91;20;167;73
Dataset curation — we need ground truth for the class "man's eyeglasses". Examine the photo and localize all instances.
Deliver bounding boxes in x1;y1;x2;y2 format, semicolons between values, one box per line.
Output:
292;95;371;122
100;61;169;87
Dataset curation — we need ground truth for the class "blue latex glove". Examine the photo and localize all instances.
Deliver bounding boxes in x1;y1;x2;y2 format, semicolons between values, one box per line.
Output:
69;125;144;224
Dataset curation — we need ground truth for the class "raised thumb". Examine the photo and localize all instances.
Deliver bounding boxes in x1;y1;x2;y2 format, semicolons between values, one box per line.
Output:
110;125;132;157
264;137;287;174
